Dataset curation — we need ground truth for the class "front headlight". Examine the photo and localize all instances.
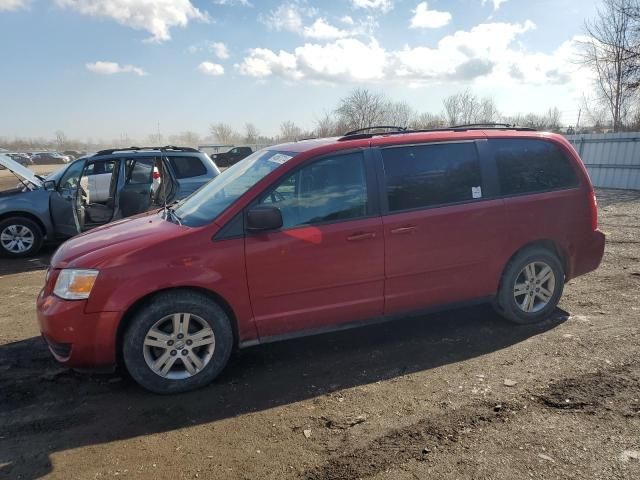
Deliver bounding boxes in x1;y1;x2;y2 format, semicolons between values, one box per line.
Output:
53;269;99;300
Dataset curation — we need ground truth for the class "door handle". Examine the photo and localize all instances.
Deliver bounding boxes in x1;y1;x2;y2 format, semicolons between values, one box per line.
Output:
391;225;417;235
347;232;376;241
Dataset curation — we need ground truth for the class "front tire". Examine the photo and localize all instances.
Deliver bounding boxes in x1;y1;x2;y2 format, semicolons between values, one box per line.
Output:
0;217;43;257
494;247;564;325
123;290;233;394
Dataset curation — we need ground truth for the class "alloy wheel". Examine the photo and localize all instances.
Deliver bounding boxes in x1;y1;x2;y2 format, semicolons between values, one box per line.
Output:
143;313;216;380
0;224;35;254
513;261;556;313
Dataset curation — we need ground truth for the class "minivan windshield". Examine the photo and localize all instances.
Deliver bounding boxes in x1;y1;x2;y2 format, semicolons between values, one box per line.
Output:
174;149;295;227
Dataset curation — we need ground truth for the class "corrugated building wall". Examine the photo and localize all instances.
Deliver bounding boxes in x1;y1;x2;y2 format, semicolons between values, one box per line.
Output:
565;133;640;190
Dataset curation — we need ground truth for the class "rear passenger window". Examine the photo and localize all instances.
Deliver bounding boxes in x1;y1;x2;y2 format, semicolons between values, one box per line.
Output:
494;140;578;195
169;156;207;179
382;143;482;212
125;158;154;184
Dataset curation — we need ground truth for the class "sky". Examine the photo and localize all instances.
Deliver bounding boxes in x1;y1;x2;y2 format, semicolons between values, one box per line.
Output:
0;0;601;141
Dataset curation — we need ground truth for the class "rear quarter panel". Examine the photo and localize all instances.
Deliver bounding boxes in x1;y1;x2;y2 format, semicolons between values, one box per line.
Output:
484;133;595;281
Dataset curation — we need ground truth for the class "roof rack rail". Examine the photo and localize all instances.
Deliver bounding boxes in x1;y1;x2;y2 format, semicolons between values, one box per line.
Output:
343;126;408;136
450;123;513;129
337;123;536;141
94;145;200;156
338;126;408;142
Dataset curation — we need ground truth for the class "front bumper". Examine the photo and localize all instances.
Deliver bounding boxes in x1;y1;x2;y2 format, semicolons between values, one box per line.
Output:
37;292;121;369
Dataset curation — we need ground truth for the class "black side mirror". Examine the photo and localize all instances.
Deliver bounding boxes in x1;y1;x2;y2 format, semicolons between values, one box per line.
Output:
246;206;283;232
43;180;57;191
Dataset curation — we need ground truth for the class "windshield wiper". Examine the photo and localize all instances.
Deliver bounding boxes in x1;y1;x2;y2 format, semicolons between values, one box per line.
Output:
161;203;182;225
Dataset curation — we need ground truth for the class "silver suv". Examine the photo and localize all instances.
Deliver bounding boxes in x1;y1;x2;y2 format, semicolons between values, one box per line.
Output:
0;147;220;257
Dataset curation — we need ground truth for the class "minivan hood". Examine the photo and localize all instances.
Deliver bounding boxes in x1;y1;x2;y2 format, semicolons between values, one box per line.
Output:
51;212;190;269
0;154;42;187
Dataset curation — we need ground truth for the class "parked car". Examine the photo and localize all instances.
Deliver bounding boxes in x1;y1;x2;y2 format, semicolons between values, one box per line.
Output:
62;150;84;161
210;146;253;168
0;153;32;168
37;126;605;394
0;147;219;257
31;152;71;164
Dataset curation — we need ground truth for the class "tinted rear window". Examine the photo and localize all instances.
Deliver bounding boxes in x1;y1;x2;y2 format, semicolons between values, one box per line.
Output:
169;156;207;179
381;142;482;211
493;139;578;195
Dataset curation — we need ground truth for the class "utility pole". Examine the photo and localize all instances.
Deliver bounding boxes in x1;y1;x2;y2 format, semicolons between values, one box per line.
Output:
576;108;582;132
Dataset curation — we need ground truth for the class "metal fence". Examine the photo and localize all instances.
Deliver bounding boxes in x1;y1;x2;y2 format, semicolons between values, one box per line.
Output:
565;132;640;190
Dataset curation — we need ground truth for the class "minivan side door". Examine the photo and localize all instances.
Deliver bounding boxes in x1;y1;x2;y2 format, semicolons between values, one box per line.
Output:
244;150;384;338
378;141;505;314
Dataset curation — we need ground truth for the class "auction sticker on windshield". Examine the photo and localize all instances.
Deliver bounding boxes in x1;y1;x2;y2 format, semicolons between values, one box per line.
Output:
268;153;293;165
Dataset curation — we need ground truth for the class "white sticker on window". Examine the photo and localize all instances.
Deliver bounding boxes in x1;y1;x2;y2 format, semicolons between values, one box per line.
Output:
472;186;482;199
268;153;293;165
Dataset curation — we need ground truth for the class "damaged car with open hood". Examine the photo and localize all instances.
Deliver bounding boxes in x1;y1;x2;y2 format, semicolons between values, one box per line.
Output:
0;147;219;257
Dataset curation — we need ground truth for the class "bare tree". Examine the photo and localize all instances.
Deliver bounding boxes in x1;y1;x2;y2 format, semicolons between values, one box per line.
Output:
279;121;303;142
168;131;201;147
209;122;238;144
55;130;68;151
580;0;640;131
146;133;163;146
384;101;417;127
244;123;260;144
335;88;388;130
410;112;445;129
315;112;349;137
502;108;562;131
442;90;500;125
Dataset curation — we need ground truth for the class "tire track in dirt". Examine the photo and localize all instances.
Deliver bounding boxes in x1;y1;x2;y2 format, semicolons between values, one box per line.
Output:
303;364;640;480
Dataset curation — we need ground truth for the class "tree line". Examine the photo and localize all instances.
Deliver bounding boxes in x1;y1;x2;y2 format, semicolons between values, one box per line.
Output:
208;88;565;145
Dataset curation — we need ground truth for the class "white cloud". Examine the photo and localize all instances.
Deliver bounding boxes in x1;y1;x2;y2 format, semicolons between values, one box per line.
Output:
236;48;302;80
237;20;585;92
86;61;147;76
210;41;230;59
238;38;387;82
213;0;251;5
55;0;208;43
410;2;451;29
482;0;508;11
198;61;225;76
340;15;355;25
0;0;27;11
351;0;393;13
303;18;348;40
187;41;230;58
260;2;317;34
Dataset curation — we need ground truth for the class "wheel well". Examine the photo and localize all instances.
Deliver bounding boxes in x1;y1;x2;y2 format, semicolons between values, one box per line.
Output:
0;212;46;238
498;239;568;290
115;286;240;368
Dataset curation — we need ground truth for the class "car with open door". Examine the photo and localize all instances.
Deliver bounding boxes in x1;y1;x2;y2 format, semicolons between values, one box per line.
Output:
0;147;219;257
36;126;606;394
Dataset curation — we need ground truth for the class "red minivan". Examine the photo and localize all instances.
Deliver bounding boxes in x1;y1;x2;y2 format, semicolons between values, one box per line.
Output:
37;127;605;393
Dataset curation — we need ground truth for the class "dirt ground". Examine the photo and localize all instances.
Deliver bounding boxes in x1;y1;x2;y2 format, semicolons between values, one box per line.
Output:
0;187;639;480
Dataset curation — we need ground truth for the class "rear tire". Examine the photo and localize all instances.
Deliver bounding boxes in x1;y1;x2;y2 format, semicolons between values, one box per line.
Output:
123;290;233;394
494;247;564;325
0;217;43;257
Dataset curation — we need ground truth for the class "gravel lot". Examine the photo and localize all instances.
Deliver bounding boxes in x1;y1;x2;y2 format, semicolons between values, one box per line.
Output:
0;186;639;480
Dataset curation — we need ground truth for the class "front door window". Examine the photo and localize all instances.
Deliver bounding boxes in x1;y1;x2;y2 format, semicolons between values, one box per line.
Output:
258;152;369;229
